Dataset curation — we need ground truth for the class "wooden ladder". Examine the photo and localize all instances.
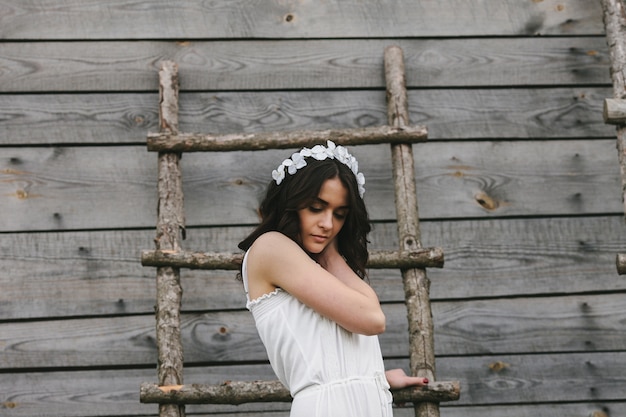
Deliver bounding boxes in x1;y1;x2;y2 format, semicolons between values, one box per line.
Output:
139;46;460;417
600;0;626;275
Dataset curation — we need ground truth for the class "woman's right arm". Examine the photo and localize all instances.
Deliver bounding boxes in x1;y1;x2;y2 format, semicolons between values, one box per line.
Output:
246;232;386;335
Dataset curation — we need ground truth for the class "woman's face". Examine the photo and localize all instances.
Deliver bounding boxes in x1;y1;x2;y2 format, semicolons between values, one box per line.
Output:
297;177;349;254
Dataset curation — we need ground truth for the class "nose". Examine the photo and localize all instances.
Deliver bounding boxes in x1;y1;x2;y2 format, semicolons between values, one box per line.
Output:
319;210;333;230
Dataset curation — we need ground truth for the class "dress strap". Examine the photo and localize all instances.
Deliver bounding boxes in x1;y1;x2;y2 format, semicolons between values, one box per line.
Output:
241;250;251;304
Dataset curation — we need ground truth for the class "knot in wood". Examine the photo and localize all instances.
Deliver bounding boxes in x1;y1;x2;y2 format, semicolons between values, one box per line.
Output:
474;191;500;211
213;325;232;341
402;235;420;251
488;361;510;372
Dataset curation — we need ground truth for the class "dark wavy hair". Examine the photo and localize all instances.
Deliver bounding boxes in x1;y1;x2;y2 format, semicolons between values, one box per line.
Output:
238;156;371;279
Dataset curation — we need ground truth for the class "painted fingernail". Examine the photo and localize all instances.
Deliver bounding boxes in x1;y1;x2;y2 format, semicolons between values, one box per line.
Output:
423;378;429;384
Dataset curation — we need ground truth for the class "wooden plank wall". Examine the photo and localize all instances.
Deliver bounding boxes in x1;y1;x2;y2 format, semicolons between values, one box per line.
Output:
1;0;625;416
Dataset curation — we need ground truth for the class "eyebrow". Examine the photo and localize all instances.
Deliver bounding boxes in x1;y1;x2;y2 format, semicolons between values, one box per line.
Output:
312;197;349;210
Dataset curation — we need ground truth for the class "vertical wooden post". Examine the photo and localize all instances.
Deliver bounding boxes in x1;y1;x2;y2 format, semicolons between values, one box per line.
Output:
384;45;439;417
155;60;186;417
600;0;626;216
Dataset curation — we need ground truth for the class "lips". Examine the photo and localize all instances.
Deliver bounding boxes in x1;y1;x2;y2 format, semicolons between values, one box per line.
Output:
311;234;329;243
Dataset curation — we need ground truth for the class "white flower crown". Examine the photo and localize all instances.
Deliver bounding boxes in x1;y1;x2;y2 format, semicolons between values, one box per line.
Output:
271;140;366;198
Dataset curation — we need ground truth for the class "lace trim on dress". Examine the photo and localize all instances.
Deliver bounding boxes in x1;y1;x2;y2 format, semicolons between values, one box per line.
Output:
247;287;284;309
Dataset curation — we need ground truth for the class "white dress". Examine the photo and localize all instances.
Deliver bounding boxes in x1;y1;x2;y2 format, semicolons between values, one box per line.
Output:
242;251;393;417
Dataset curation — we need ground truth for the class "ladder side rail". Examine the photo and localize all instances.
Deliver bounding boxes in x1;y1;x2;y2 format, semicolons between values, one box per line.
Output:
599;0;626;274
385;45;440;417
154;60;186;417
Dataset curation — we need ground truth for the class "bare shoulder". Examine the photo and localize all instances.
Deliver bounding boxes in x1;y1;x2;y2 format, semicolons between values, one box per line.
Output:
250;231;290;247
247;232;311;273
248;231;299;259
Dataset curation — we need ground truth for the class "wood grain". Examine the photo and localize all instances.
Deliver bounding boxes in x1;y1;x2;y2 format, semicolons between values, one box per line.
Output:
0;88;611;146
139;379;460;404
140;247;443;270
152;60;186;417
600;0;626;221
0;0;603;40
2;216;625;320
0;38;609;93
1;294;624;369
0;354;623;416
0;0;621;416
1;140;622;231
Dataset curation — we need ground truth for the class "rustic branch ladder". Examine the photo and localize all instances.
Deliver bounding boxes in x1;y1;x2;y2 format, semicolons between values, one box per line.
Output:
599;0;626;275
139;46;460;417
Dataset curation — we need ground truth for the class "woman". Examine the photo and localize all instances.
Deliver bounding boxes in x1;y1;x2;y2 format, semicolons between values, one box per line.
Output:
239;141;427;416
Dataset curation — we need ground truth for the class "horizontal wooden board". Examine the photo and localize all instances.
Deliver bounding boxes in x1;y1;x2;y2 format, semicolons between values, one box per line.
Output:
0;140;622;231
419;403;626;417
0;0;603;40
181;403;626;417
437;352;626;406
2;216;625;320
0;88;613;145
0;38;610;93
0;353;623;416
1;293;624;369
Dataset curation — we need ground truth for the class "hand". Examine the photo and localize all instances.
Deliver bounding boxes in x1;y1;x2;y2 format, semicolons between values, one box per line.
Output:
385;368;429;389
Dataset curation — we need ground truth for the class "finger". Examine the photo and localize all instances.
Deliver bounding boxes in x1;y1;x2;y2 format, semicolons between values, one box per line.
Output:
406;376;429;386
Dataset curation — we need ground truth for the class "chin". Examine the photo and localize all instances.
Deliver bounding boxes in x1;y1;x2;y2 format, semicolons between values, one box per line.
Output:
303;242;326;255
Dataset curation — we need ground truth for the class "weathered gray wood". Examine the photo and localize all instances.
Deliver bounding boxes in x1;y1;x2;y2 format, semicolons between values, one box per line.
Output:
4;293;623;371
603;98;626;124
0;0;602;40
3;216;625;321
106;405;626;417
601;0;626;96
601;0;626;229
141;381;290;405
0;38;610;93
1;353;623;416
1;140;622;232
140;247;444;270
139;404;626;417
443;351;626;406
617;253;626;275
153;61;185;417
1;88;611;146
146;125;427;152
431;404;624;417
385;45;439;417
160;403;626;417
0;1;620;416
139;380;460;404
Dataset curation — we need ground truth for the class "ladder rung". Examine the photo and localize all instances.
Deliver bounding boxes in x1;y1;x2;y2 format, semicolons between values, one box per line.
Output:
603;98;626;125
141;248;444;270
146;125;428;152
616;253;626;275
139;380;460;405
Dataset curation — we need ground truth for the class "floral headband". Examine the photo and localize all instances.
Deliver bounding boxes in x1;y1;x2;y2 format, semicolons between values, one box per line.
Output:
271;140;366;198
